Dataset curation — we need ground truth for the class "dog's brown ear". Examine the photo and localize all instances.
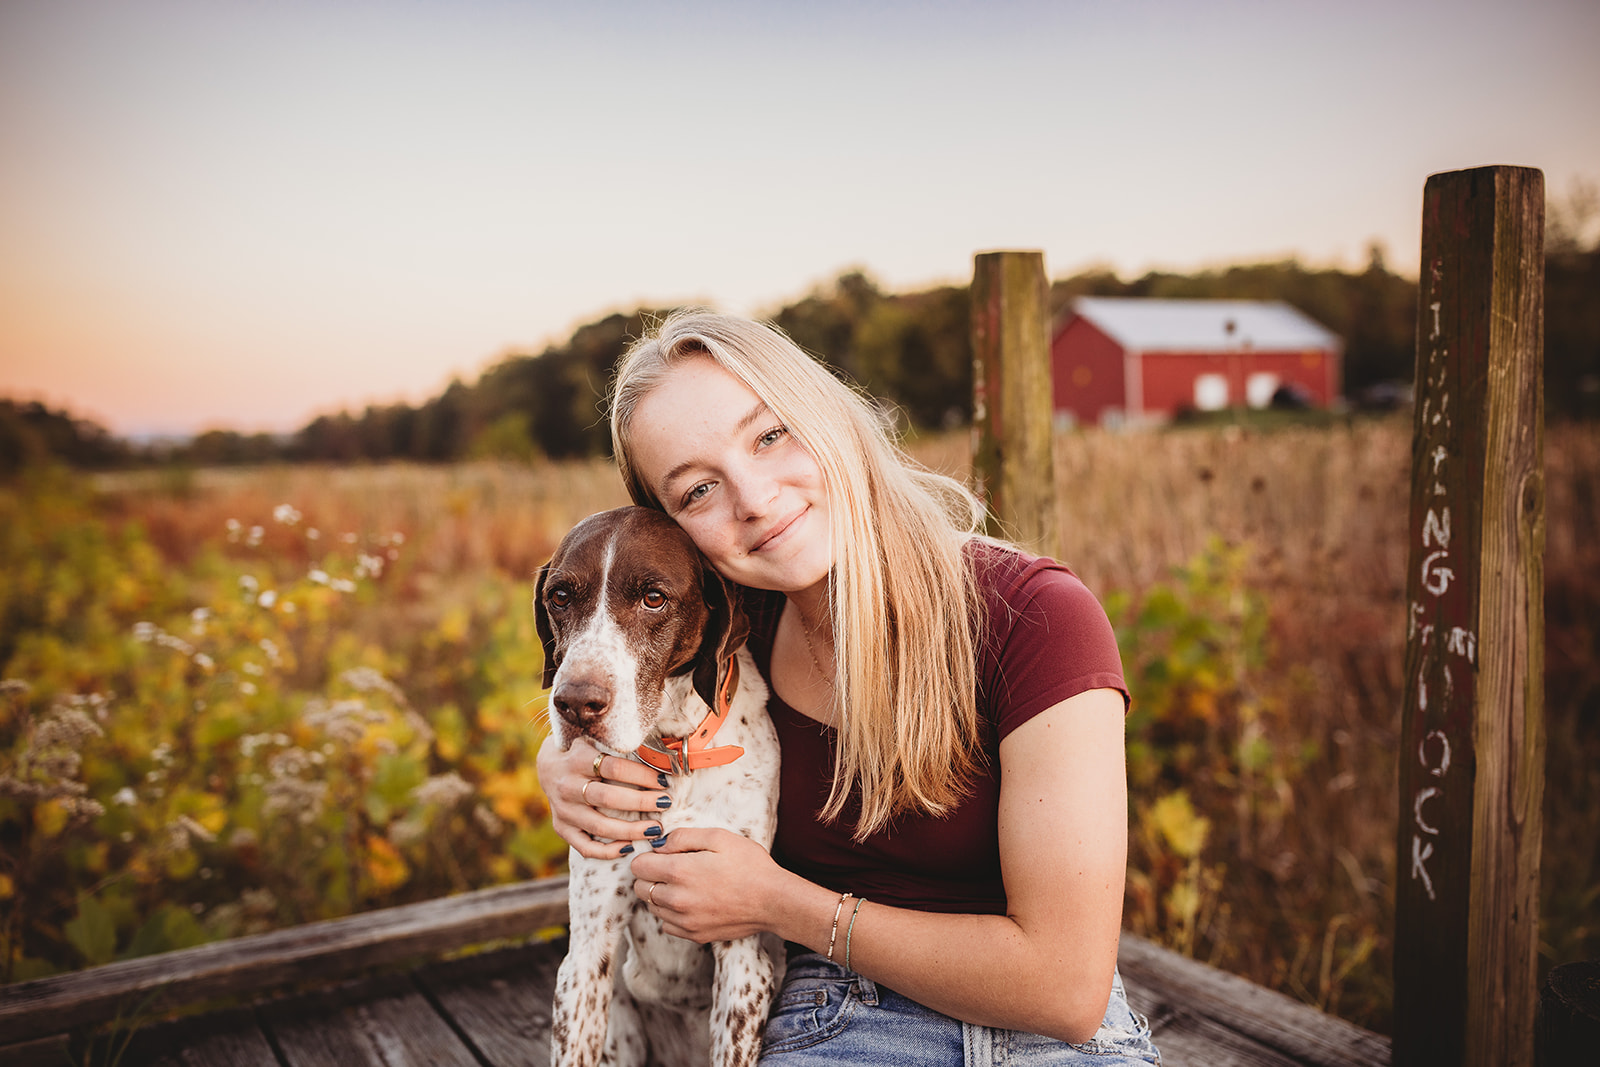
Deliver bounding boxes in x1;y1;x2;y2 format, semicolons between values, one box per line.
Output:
691;562;749;712
534;562;559;690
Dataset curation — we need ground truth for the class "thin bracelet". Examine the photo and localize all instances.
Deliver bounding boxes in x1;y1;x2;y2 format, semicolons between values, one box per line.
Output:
844;896;865;970
826;891;853;961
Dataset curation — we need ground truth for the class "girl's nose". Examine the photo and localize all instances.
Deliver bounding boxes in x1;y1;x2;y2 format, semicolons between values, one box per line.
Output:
730;469;779;521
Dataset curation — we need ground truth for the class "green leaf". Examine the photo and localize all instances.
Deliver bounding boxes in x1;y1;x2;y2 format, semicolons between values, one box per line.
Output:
64;895;118;966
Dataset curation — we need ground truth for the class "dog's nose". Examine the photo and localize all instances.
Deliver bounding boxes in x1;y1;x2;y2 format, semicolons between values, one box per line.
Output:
553;680;612;728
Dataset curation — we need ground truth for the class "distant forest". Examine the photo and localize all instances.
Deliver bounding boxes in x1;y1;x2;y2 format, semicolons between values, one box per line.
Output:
5;241;1597;473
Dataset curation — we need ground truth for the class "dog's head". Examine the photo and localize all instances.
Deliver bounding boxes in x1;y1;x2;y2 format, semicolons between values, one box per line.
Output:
535;506;748;753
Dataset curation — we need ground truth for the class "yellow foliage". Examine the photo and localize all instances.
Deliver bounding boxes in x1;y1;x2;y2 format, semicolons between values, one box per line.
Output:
480;765;544;825
1148;790;1210;860
364;833;410;892
0;872;13;899
436;605;471;645
33;799;69;837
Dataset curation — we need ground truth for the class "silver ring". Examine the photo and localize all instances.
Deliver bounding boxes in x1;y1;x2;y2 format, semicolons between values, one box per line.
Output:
581;779;595;806
592;753;605;778
647;881;660;906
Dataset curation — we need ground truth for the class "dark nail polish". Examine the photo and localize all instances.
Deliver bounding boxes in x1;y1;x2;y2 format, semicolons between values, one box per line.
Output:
644;825;663;837
657;772;670;789
650;834;670;848
656;795;672;810
619;844;634;855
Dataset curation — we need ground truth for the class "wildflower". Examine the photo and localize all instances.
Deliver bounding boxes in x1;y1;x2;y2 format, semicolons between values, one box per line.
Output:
239;575;259;595
113;787;137;807
268;747;315;778
308;569;330;585
165;814;217;849
412;772;474;809
356;553;384;578
263;777;327;823
242;662;265;677
473;803;503;838
259;638;281;665
341;532;358;544
226;518;242;542
302;698;376;744
342;667;405;704
1;679;33;696
133;621;158;642
273;504;302;525
193;652;215;671
257;590;277;609
331;578;357;594
307;527;321;541
246;525;264;547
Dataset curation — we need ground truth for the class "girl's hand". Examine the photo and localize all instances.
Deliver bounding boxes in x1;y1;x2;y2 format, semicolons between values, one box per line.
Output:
534;732;674;860
627;827;791;943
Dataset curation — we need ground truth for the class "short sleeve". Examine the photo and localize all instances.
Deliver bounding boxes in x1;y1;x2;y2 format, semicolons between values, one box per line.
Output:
973;545;1128;742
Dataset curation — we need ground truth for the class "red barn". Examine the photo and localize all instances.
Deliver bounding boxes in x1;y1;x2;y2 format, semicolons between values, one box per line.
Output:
1051;297;1343;428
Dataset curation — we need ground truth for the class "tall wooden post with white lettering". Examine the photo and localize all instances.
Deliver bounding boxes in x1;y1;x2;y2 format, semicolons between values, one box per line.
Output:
1393;165;1546;1067
970;250;1060;557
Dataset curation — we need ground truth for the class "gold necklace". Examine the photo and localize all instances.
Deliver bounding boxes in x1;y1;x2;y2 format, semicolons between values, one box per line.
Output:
795;608;835;691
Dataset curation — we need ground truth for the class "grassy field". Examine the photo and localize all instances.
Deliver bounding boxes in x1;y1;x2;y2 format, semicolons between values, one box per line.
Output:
2;416;1596;1035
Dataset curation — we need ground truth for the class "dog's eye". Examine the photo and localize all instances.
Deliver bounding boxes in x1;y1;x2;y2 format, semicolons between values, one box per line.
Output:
548;588;572;609
641;590;667;610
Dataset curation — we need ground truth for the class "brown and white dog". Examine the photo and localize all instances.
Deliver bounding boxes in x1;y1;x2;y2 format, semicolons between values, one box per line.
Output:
536;506;780;1067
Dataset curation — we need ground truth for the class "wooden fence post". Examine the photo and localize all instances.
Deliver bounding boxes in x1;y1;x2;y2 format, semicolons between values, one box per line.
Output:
970;250;1059;556
1393;165;1546;1067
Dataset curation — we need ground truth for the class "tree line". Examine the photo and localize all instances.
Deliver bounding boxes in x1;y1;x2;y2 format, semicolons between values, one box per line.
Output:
5;242;1596;475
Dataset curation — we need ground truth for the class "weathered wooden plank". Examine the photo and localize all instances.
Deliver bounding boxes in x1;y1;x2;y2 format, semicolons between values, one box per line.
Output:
0;1031;72;1066
261;974;479;1067
1117;934;1391;1067
415;940;564;1066
970;249;1060;556
1394;164;1545;1067
1146;1010;1314;1067
143;1024;282;1067
0;876;569;1045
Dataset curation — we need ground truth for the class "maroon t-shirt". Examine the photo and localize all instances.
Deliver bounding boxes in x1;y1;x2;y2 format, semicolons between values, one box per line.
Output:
743;542;1127;915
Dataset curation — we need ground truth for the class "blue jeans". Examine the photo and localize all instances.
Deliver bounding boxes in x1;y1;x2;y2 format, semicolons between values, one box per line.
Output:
761;952;1161;1065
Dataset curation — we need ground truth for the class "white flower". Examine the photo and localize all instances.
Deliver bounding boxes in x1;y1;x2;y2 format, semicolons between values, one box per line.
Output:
273;504;302;525
257;590;277;609
332;578;357;593
307;528;321;541
112;787;138;806
246;525;264;547
193;653;215;671
308;569;330;585
239;575;259;594
240;681;258;696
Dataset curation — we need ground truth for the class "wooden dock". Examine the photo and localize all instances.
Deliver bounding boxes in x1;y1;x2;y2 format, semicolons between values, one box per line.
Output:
0;875;1389;1066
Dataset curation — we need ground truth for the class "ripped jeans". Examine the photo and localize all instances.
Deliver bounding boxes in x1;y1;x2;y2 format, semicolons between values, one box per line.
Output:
761;951;1161;1066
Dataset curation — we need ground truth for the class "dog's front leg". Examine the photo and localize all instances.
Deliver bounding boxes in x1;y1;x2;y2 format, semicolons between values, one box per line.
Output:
708;935;776;1067
551;859;630;1067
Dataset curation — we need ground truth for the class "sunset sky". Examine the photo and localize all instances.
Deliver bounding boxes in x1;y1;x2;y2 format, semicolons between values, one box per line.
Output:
3;0;1597;438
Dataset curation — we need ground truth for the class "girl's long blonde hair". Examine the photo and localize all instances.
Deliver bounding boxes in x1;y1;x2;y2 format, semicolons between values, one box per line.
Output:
610;309;987;839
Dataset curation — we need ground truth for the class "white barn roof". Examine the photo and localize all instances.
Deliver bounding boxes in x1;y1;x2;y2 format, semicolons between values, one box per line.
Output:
1070;297;1341;353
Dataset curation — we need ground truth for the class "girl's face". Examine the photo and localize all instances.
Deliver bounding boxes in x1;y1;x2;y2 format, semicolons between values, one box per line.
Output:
628;357;831;598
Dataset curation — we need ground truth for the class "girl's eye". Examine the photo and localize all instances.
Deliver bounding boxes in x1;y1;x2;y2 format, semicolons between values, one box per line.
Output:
683;482;713;507
758;425;788;448
642;590;667;610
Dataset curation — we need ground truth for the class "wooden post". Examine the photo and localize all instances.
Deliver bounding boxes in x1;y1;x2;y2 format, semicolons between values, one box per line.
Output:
1393;165;1545;1067
970;250;1059;556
